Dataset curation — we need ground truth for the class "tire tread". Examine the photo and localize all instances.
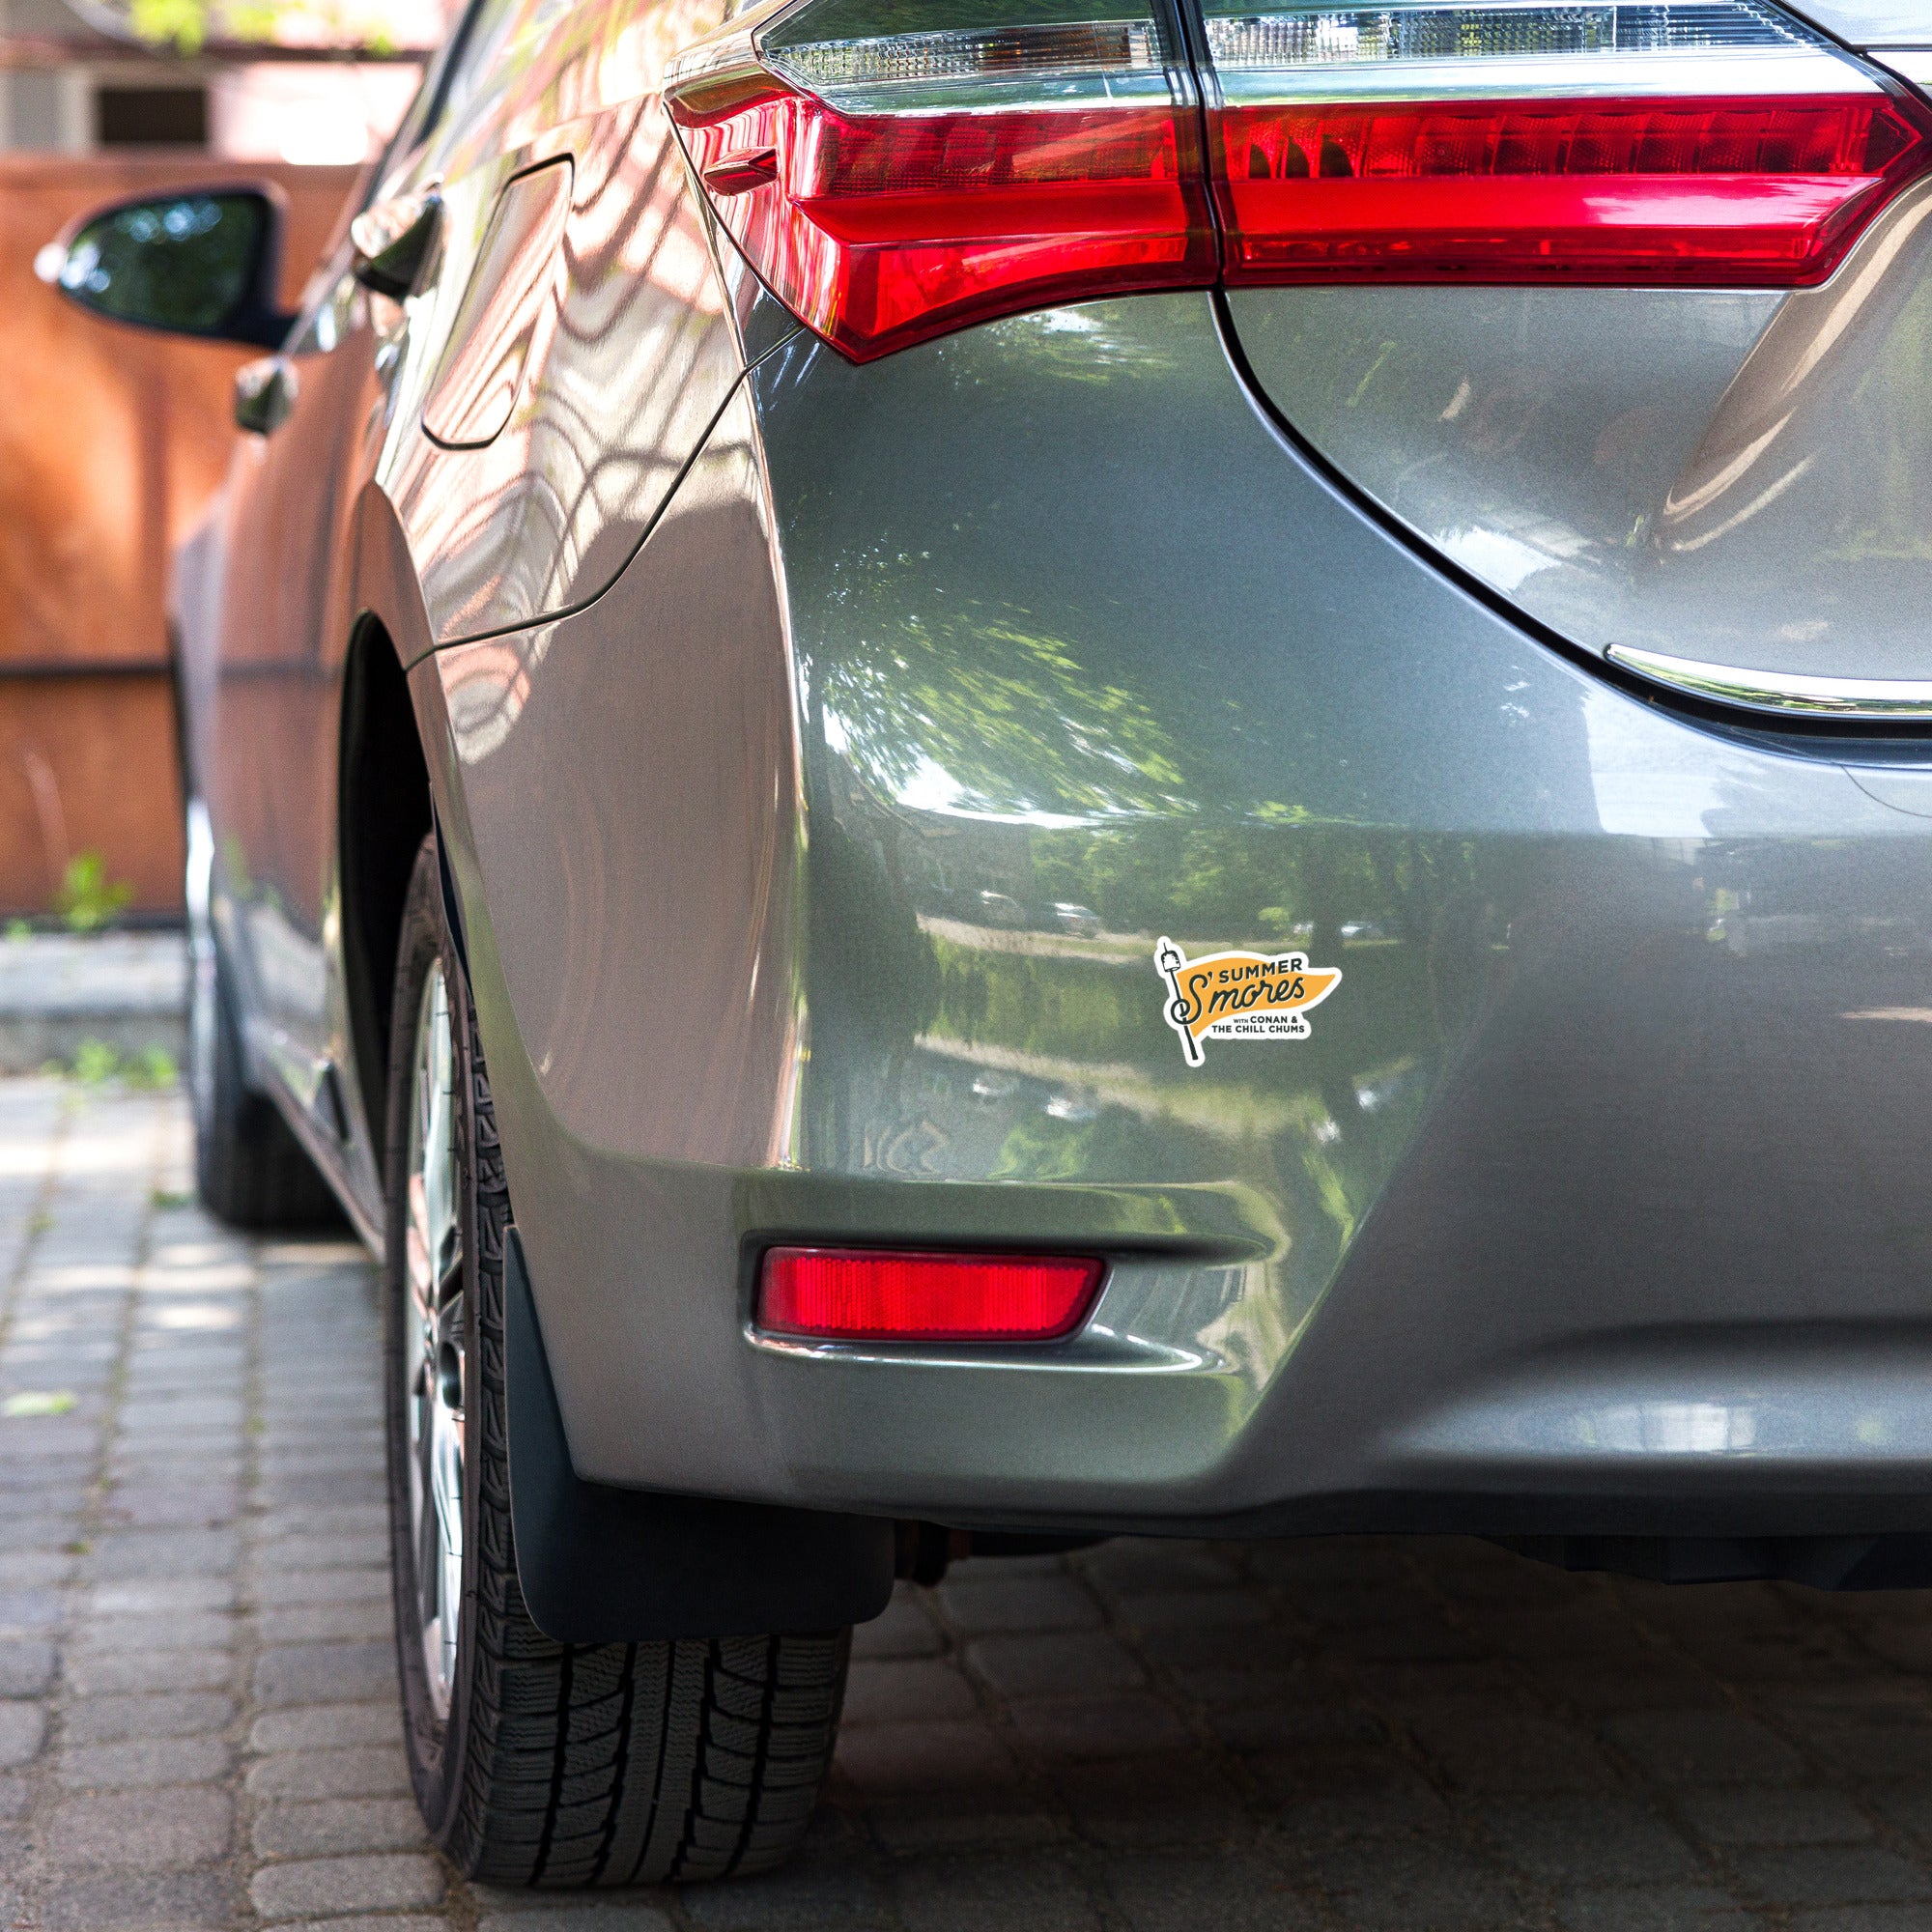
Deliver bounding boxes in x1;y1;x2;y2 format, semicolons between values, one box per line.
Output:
384;838;846;1889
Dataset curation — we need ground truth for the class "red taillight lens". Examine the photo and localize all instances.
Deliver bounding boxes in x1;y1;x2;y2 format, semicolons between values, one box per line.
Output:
758;1246;1104;1342
1215;94;1929;283
668;0;1932;360
670;79;1216;360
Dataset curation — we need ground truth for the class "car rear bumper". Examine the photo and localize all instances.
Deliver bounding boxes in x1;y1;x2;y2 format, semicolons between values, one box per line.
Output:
417;290;1932;1539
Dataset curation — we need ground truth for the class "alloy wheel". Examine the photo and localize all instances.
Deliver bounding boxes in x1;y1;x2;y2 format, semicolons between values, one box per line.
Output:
404;958;465;1720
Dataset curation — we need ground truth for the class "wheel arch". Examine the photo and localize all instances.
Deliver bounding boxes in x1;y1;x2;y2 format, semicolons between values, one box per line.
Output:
338;479;444;1176
339;613;433;1177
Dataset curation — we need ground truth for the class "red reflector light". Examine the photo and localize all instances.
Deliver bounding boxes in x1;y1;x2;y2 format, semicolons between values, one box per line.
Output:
1214;94;1930;283
758;1247;1103;1342
669;84;1217;359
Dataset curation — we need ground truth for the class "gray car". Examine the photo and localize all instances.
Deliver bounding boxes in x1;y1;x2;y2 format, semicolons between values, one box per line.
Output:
39;0;1932;1886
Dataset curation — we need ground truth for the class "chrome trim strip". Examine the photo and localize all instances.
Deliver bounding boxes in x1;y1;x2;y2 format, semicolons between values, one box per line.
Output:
1607;642;1932;718
1871;46;1932;92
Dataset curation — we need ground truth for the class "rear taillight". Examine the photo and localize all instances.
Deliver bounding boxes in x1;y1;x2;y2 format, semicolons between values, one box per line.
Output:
667;6;1217;359
758;1247;1105;1341
669;0;1931;358
1198;0;1931;283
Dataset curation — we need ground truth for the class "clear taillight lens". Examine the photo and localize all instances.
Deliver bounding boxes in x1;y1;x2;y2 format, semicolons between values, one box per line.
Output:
1198;0;1932;283
667;1;1217;359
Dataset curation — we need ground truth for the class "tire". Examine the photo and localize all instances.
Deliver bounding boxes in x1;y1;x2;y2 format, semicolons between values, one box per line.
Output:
186;801;340;1229
382;833;850;1886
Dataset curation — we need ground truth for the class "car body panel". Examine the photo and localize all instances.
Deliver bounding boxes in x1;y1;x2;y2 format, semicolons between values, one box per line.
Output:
175;0;767;1245
203;256;387;1139
1221;174;1932;691
388;93;771;644
420;290;1932;1532
1781;0;1932;43
419;158;575;451
432;380;806;1173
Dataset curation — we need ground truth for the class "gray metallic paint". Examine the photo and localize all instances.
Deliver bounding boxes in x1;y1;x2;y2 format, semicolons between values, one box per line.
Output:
200;257;391;1184
419;159;573;450
180;14;776;1243
390;96;767;643
420;289;1932;1532
1224;174;1932;693
1784;0;1932;43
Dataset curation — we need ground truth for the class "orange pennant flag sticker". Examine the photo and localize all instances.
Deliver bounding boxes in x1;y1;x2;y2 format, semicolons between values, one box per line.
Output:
1155;937;1341;1067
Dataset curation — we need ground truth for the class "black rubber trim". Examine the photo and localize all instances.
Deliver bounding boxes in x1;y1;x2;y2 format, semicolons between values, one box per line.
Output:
1208;287;1932;756
503;1226;895;1642
434;812;469;981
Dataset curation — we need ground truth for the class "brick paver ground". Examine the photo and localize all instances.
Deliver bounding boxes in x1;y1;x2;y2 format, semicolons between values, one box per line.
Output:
9;1081;1932;1929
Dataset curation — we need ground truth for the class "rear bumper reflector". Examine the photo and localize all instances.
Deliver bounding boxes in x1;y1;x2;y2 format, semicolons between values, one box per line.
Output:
757;1247;1105;1342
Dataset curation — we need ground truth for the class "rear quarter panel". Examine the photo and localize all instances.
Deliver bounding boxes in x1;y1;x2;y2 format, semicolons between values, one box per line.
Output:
421;293;1932;1524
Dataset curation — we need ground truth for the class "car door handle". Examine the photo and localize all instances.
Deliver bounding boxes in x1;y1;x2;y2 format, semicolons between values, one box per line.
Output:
234;355;296;436
350;188;442;302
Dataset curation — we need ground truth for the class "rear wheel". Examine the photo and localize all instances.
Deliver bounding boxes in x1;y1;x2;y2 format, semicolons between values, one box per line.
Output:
383;834;851;1885
186;800;339;1229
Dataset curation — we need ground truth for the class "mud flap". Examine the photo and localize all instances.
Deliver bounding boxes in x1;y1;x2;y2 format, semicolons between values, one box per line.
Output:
503;1225;895;1640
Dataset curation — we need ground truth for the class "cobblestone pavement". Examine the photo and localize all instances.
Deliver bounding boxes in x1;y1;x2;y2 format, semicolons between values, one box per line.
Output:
12;1082;1932;1930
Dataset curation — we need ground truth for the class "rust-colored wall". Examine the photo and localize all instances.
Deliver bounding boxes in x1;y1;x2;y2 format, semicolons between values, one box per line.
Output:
0;155;359;916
